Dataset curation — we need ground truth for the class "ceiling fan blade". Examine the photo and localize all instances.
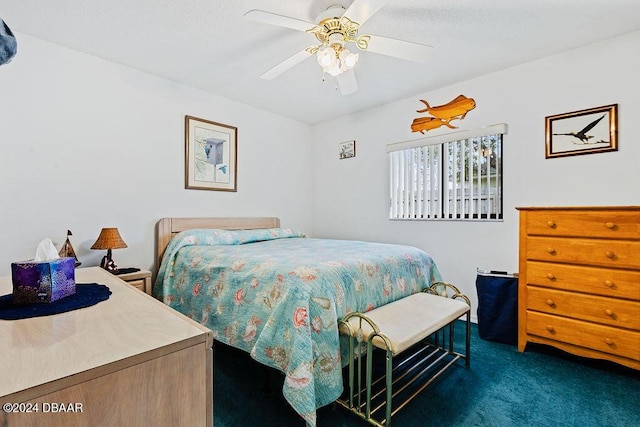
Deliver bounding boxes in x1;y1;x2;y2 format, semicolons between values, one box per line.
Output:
338;69;358;95
343;0;387;25
366;35;431;63
244;10;314;32
260;49;313;80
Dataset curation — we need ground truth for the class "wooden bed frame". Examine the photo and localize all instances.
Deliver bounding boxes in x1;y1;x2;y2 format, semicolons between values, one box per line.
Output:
155;217;280;272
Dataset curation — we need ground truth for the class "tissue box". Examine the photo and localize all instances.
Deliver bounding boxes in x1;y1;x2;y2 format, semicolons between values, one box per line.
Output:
11;257;76;304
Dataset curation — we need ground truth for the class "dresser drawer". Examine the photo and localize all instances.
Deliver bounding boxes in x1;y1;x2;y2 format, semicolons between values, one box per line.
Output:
524;210;640;239
525;261;640;300
127;279;146;291
526;236;640;269
527;311;640;360
112;270;152;294
527;286;640;330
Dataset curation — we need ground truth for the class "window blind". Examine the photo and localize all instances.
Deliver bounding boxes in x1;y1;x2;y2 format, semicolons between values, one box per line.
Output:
388;124;507;221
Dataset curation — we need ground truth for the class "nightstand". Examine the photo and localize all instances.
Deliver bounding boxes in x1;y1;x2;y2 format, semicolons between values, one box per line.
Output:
114;269;152;294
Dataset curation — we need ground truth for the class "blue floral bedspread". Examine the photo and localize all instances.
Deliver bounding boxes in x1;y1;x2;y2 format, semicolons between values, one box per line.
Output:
154;228;442;426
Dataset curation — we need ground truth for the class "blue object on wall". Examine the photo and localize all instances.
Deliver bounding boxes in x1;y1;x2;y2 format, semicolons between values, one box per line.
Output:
0;18;18;66
476;270;518;345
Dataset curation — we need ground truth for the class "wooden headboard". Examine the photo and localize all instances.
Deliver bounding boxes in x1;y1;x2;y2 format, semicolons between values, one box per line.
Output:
155;217;281;272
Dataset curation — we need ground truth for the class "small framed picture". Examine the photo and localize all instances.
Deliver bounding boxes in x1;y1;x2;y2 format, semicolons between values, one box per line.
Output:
339;140;356;159
545;104;617;159
185;115;237;191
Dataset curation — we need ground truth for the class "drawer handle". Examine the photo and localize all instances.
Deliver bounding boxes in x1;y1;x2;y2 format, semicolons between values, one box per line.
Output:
546;299;555;307
604;280;615;288
547;221;556;228
605;222;616;229
546;273;556;280
604;309;614;317
605;251;615;259
605;338;615;346
545;325;555;333
546;247;556;255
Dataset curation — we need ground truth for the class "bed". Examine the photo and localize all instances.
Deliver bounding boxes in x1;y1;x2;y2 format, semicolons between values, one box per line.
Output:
153;217;443;426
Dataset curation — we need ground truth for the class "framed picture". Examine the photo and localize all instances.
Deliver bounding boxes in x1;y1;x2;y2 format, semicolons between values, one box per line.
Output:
545;104;617;159
339;140;356;159
185;115;237;191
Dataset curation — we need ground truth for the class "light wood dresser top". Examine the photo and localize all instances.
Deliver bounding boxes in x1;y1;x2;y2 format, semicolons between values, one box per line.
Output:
0;267;212;398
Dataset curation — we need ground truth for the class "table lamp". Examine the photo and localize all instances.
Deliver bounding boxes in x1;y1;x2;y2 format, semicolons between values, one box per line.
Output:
91;227;128;272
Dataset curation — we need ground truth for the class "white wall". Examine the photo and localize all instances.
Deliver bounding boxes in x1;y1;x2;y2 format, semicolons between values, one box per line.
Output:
311;30;640;320
0;34;313;276
2;30;638;316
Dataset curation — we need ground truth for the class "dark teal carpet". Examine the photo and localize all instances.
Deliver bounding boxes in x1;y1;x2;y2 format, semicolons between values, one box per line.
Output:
213;322;639;426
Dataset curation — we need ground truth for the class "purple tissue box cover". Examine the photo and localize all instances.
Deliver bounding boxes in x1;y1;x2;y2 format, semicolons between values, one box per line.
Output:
11;257;76;304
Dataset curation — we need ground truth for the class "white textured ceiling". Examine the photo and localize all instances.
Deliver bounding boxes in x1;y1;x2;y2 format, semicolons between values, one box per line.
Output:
2;0;640;124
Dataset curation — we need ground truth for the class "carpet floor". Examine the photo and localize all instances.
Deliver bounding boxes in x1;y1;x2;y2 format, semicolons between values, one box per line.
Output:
213;322;639;426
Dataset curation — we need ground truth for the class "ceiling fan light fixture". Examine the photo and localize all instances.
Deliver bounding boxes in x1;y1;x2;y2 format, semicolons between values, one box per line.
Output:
317;45;337;68
327;65;341;77
316;43;359;77
340;49;359;69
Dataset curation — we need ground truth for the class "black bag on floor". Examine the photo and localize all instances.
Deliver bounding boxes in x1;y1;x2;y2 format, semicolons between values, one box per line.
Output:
476;270;518;345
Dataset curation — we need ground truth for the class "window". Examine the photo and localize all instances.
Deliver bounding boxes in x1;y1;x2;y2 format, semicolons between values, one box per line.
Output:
388;124;506;221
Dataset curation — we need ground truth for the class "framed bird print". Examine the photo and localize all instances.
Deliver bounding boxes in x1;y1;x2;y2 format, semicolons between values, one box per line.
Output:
185;115;237;191
545;104;617;159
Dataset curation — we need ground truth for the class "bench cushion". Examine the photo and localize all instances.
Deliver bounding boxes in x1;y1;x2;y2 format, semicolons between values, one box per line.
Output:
341;293;469;355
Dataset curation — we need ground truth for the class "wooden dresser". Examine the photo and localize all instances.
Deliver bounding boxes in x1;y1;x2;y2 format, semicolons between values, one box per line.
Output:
516;206;640;370
1;267;213;426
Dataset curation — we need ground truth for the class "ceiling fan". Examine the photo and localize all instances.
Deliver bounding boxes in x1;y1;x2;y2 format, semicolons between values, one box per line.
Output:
244;0;431;95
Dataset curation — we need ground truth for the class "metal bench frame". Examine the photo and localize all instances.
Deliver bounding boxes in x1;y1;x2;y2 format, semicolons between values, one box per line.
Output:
337;282;471;426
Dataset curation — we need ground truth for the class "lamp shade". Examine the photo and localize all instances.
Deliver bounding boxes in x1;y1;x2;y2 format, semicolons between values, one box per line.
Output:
90;228;128;250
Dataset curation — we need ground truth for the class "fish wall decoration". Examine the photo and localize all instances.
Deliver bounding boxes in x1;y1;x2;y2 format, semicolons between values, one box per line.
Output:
411;95;476;134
